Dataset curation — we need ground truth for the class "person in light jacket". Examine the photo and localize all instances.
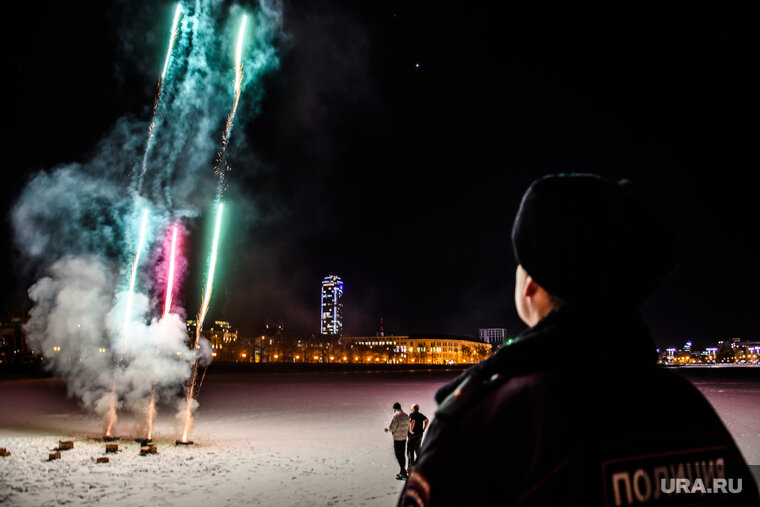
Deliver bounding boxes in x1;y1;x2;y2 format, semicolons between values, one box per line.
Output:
385;402;411;480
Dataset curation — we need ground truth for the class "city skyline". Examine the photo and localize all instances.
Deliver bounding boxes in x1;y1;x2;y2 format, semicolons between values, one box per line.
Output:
0;1;756;352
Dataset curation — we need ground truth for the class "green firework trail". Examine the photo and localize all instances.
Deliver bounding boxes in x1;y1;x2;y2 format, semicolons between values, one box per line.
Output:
136;2;183;196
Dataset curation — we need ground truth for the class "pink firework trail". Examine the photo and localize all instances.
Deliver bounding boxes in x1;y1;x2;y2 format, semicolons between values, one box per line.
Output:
145;223;183;439
163;225;179;318
153;223;188;318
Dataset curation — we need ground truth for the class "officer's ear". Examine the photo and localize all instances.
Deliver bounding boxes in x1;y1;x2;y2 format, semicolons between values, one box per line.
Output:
523;274;540;299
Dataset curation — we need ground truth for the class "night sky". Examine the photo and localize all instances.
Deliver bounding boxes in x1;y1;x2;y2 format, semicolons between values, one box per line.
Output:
3;0;756;350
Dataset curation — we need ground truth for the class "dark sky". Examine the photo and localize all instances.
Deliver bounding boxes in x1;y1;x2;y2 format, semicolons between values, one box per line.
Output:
3;0;757;350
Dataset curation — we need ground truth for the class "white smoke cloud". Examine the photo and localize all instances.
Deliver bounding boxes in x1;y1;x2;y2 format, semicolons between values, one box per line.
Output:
26;256;117;413
25;255;195;432
196;336;213;368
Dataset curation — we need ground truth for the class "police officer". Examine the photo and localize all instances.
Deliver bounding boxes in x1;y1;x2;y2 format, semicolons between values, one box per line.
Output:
398;174;759;506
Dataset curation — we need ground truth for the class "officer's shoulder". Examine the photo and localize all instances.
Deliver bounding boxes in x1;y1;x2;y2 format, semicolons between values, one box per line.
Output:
435;368;540;424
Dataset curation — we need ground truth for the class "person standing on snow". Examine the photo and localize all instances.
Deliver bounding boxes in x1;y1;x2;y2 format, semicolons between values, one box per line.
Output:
407;404;428;469
385;402;411;480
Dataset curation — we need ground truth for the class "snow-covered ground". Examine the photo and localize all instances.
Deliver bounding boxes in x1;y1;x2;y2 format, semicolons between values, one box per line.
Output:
0;367;758;506
676;367;760;470
0;370;457;506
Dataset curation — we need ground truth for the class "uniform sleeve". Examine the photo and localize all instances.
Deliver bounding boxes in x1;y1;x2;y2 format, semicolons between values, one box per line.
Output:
398;376;533;506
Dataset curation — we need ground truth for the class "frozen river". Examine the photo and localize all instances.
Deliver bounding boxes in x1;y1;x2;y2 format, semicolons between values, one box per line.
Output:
0;367;758;506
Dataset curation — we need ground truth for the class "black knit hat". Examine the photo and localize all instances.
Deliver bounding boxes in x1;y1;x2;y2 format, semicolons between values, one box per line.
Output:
511;174;679;307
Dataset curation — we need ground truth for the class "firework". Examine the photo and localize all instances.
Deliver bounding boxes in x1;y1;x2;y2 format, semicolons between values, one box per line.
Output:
215;14;248;195
178;202;224;443
146;389;157;440
199;202;224;327
104;390;119;439
137;2;183;194
104;208;149;437
133;3;183;440
234;14;247;96
122;209;150;352
179;13;250;444
139;224;181;440
162;225;179;318
162;3;183;80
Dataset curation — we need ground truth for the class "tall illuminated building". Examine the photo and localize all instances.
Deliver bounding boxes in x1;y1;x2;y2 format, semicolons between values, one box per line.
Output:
321;275;344;336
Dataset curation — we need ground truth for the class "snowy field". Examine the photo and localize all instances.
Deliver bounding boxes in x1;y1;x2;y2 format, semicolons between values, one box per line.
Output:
0;367;758;506
0;369;458;506
675;367;760;471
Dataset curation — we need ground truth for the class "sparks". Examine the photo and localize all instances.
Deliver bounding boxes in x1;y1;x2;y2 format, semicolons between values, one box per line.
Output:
104;390;118;438
146;389;157;440
179;366;196;442
214;14;248;196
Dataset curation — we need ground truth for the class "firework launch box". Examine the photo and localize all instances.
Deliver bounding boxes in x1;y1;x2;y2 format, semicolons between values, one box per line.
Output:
105;444;119;453
96;457;109;464
57;440;74;451
48;452;61;461
0;448;10;457
139;445;158;456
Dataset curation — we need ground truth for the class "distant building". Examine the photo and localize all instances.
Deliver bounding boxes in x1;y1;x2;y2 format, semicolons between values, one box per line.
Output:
0;317;34;365
320;275;344;336
186;320;246;362
207;321;239;358
659;337;759;365
717;338;760;364
343;334;491;365
479;328;507;346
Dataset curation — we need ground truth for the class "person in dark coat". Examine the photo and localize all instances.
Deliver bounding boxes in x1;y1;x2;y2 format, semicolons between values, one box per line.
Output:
407;403;429;469
398;174;759;506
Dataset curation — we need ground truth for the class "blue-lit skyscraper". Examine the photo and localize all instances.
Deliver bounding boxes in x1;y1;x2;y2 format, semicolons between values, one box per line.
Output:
321;275;344;336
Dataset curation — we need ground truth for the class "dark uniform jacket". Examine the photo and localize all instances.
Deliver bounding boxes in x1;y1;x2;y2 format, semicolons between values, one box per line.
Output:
398;306;759;506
